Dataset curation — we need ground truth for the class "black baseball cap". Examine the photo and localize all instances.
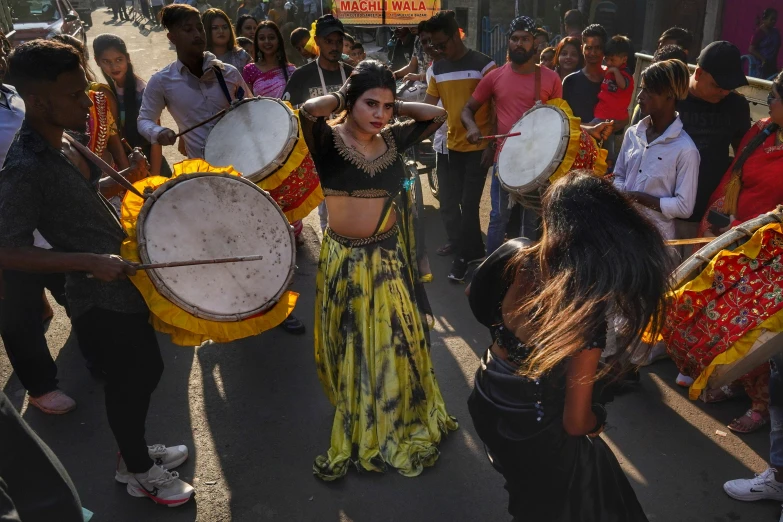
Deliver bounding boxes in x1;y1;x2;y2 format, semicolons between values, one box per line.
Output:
315;15;344;38
697;41;749;91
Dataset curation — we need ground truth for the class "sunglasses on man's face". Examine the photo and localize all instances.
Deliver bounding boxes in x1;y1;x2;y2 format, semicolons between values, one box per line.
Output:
768;91;781;105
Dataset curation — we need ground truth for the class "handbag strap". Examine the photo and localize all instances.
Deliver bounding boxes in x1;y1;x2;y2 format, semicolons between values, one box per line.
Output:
62;134;147;199
534;64;541;103
212;65;242;105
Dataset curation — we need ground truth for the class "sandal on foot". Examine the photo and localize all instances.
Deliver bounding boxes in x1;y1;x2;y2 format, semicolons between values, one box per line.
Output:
436;243;456;256
728;409;769;434
699;383;743;404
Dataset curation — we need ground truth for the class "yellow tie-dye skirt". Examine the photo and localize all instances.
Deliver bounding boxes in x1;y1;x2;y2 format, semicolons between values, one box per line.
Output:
313;223;458;481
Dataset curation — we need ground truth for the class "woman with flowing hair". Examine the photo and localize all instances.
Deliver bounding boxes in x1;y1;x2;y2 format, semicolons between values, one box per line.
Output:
467;171;671;521
300;60;457;481
553;36;584;81
241;20;295;98
203;8;251;70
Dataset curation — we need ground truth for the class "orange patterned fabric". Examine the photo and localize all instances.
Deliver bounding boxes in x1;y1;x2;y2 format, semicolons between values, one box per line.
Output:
266;153;322;223
87;90;110;156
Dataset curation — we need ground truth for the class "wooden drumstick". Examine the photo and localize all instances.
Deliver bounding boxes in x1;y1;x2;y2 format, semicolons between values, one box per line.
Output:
134;254;266;270
174;109;228;138
478;132;521;140
664;237;715;247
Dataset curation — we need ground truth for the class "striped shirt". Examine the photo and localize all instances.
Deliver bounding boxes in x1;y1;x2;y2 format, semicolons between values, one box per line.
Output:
426;49;496;152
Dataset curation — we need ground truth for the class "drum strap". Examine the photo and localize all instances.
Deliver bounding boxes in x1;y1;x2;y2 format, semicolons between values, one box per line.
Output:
62;134;147;199
211;65;244;105
534;64;541;103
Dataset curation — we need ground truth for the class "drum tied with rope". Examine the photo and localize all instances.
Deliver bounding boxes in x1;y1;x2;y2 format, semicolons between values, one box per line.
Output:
662;206;783;398
496;99;608;213
204;97;323;223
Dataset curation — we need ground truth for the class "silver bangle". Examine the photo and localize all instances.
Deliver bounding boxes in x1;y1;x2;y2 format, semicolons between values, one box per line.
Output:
394;100;403;117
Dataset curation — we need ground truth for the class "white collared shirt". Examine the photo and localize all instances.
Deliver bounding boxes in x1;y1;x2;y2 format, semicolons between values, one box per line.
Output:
613;114;700;239
138;52;250;159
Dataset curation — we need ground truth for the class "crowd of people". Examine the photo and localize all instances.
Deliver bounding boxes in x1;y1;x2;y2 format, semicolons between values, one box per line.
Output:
1;2;783;521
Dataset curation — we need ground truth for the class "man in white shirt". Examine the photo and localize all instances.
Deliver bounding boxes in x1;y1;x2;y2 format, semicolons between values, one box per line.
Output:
613;59;700;241
138;3;250;160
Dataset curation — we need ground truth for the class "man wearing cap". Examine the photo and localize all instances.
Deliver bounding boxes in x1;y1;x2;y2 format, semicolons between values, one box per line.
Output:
675;41;751;241
282;14;353;108
460;16;562;253
282;14;353;236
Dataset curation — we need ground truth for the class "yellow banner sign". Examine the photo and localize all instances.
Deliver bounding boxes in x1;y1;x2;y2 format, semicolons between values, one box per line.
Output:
333;0;440;25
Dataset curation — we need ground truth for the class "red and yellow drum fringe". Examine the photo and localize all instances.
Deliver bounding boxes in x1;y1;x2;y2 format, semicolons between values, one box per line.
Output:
546;98;609;183
662;222;783;399
254;107;323;223
120;159;299;346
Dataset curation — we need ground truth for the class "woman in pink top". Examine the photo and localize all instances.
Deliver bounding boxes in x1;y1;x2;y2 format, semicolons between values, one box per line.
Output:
241;21;296;98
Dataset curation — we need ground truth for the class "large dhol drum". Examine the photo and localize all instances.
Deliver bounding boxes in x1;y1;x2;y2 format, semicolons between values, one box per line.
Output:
205;97;299;183
203;97;323;223
496;100;607;212
663;206;783;397
121;160;299;346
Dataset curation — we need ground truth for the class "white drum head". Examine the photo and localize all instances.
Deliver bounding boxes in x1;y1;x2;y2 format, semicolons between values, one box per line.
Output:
497;105;570;191
204;98;298;182
137;174;295;321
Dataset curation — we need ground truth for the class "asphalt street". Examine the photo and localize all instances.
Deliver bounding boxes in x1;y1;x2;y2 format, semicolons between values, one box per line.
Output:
0;10;780;522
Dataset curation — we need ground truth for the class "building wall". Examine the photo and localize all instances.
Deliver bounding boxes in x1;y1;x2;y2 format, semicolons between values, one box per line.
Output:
444;0;480;51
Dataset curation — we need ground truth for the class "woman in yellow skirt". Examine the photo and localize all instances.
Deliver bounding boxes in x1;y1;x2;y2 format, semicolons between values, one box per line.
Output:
300;60;457;481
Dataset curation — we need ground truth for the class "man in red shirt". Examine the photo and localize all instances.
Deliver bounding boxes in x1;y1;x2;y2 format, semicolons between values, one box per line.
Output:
461;15;563;253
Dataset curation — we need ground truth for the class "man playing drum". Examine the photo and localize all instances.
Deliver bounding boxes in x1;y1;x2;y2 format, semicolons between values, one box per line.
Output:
0;40;195;508
138;4;251;160
139;4;307;335
461;15;562;252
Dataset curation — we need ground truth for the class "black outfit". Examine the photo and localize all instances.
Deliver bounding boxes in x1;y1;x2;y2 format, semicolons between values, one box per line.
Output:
562;69;602;123
467;240;649;522
388;32;415;71
0;271;67;397
677;92;751;221
0;124;160;474
442;149;487;260
0;391;83;522
282;60;353;107
112;0;129;20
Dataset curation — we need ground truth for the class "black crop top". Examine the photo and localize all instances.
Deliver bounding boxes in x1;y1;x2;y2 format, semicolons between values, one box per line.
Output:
299;107;447;197
469;239;607;366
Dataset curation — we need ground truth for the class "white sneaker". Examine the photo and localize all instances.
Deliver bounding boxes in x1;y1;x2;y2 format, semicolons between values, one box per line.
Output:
724;468;783;501
116;444;189;483
126;464;194;507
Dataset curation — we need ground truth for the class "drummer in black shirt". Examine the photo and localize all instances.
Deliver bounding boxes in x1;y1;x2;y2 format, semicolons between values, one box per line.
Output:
0;40;195;508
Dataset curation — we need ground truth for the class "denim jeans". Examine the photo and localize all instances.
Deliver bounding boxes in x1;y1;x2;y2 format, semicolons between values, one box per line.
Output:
486;166;542;254
769;353;783;469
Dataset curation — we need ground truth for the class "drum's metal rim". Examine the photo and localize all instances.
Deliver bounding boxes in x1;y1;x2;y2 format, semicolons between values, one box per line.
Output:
497;104;571;193
136;172;297;322
204;97;300;183
672;205;783;288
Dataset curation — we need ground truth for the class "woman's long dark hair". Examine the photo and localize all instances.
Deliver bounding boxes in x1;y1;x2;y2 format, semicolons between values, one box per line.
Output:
203;8;239;54
723;71;782;214
331;59;395;125
553;36;584;76
253;20;290;83
508;171;672;379
92;34;143;147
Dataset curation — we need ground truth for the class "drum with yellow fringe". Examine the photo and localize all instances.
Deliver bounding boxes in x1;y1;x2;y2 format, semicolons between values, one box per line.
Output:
662;206;783;398
496;99;608;213
120;159;299;346
204;97;323;224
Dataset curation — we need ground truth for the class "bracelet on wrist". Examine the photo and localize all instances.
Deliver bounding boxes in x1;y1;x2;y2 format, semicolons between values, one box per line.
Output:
588;403;607;435
393;100;403;117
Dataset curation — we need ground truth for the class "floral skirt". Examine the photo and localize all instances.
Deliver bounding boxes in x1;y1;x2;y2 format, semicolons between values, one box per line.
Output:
313;225;458;481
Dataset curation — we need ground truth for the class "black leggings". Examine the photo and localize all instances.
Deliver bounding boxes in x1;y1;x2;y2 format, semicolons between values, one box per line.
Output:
73;308;163;473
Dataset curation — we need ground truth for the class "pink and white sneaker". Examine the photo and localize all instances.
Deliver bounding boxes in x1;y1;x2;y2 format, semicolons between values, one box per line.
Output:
126;464;194;507
115;444;189;483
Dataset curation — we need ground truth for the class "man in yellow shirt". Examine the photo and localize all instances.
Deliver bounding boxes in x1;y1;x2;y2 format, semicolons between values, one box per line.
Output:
424;10;496;282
